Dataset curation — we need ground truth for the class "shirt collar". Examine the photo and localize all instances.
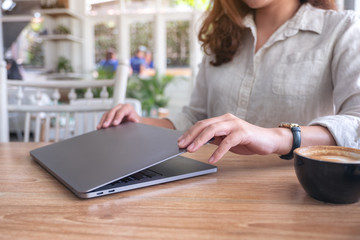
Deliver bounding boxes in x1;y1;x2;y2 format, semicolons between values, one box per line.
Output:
287;3;323;35
243;3;324;37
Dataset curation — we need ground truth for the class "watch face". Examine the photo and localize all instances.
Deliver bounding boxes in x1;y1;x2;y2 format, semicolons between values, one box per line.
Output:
289;123;301;129
279;122;300;129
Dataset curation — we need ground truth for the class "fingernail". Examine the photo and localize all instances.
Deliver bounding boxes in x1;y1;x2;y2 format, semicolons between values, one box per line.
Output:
187;143;195;151
178;139;185;147
177;135;184;142
208;156;215;163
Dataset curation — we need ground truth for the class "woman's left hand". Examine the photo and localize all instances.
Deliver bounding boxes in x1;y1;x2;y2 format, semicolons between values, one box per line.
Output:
177;113;289;164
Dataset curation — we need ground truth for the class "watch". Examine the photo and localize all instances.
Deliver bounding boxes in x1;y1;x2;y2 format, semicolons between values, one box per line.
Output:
278;122;301;160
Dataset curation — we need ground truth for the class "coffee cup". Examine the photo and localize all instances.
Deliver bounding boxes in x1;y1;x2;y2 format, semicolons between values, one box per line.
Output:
294;146;360;204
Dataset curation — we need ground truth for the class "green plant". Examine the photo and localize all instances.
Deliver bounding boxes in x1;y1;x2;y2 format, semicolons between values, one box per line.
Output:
27;41;44;67
57;56;73;73
54;25;71;35
97;67;116;80
126;73;177;116
93;67;116;98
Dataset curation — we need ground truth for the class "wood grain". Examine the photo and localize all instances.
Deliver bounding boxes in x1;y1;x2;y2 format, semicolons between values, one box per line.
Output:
0;142;359;240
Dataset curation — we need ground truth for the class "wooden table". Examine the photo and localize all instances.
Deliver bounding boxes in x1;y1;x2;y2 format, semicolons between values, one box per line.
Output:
0;142;359;240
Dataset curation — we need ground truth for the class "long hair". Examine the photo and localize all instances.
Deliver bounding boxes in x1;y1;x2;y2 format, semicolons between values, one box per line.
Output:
199;0;337;66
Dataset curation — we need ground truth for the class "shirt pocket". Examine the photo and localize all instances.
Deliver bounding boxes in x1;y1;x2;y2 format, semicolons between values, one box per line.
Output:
271;50;326;96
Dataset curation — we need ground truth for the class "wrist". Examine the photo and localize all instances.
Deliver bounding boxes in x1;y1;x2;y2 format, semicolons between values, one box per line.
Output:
272;127;294;155
278;123;301;159
140;117;175;129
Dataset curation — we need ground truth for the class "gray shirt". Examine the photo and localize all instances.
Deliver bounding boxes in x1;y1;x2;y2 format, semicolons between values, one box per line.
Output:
168;3;360;148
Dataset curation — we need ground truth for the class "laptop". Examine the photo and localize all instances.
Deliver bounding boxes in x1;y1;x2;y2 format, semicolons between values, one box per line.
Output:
30;122;217;199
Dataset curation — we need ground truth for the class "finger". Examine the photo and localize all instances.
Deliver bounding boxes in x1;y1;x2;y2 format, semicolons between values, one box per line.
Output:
100;104;124;128
186;122;227;152
97;111;109;129
124;110;140;123
112;104;136;126
178;120;211;148
187;125;217;152
208;133;240;163
211;136;225;145
178;115;229;148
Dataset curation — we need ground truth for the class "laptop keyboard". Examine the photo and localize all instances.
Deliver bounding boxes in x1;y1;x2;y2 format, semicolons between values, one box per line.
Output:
109;168;163;187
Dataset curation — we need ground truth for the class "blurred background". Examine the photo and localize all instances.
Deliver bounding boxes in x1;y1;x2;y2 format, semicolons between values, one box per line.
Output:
1;0;359;116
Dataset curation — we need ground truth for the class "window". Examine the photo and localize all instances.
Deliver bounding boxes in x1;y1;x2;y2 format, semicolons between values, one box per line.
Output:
129;21;153;58
94;21;117;63
166;21;190;67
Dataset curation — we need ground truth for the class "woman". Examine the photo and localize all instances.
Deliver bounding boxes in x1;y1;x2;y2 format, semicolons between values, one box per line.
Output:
98;0;360;164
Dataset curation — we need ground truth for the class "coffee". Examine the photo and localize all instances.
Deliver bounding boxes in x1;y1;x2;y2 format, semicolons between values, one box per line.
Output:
309;153;360;163
294;145;360;204
299;147;360;164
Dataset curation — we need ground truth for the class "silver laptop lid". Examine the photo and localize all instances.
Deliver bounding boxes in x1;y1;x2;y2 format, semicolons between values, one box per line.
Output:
30;123;185;194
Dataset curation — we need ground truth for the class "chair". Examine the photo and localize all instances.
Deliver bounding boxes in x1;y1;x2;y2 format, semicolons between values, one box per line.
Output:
0;60;141;142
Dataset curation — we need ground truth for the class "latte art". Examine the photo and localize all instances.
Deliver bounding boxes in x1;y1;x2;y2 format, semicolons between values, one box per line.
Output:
310;154;360;163
300;147;360;164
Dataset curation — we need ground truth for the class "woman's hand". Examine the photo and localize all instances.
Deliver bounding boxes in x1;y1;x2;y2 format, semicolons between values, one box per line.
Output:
177;114;291;164
97;104;140;129
97;103;176;130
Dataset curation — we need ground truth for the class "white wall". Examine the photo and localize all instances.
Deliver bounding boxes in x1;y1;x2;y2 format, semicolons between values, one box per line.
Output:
355;0;360;11
336;0;344;10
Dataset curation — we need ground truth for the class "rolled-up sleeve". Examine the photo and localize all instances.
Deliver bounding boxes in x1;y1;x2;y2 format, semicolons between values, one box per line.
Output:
167;58;209;131
309;13;360;148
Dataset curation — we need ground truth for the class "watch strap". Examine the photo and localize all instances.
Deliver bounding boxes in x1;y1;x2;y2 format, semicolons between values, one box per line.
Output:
279;123;301;160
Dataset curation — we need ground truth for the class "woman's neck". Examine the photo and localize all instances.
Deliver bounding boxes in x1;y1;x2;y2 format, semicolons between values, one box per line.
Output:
254;0;301;52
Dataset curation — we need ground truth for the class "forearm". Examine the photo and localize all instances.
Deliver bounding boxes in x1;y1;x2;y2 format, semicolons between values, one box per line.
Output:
140;117;175;129
274;125;336;155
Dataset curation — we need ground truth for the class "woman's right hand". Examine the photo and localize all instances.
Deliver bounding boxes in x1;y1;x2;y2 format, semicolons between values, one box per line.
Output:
97;103;141;129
